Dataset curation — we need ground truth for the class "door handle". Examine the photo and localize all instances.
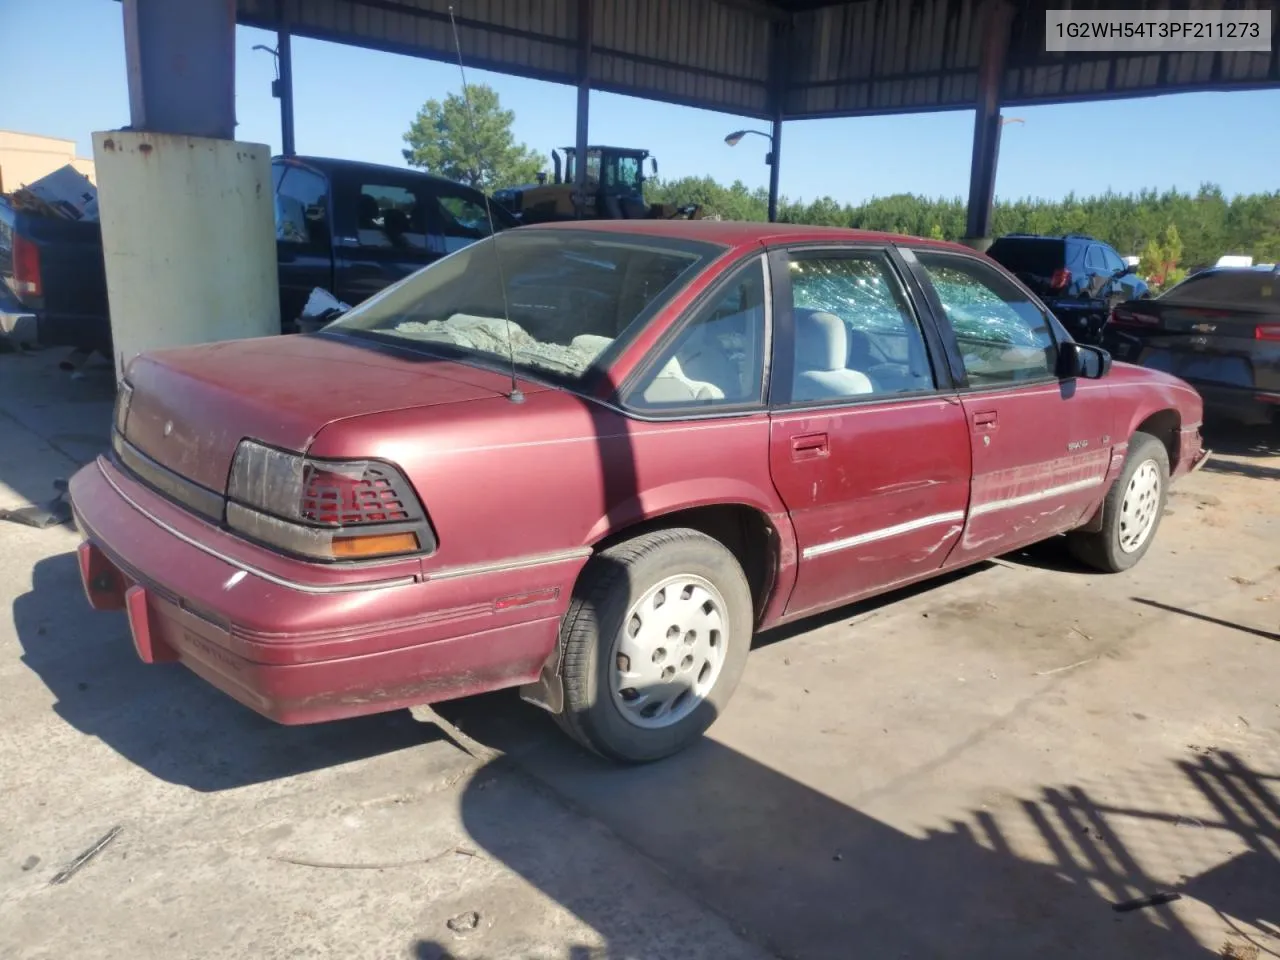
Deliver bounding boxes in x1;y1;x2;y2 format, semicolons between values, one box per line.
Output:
972;410;998;428
791;432;829;460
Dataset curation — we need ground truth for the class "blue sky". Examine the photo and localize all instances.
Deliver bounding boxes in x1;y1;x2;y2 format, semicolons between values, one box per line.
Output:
5;0;1279;205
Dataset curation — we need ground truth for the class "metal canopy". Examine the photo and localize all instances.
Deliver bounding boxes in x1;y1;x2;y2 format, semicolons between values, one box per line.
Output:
237;0;1280;121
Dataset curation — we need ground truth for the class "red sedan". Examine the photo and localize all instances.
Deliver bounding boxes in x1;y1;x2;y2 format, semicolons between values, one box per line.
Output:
69;221;1208;762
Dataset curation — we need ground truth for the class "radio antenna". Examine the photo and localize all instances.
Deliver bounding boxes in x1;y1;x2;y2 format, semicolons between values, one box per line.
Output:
448;4;523;403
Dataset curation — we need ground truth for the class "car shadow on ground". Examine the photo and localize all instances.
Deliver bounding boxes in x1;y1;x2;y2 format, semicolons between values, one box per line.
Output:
1200;420;1280;480
752;561;996;650
13;550;442;791
437;699;1279;959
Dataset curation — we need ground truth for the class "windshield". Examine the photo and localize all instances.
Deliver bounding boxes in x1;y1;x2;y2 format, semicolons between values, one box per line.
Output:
326;230;720;382
1161;270;1278;305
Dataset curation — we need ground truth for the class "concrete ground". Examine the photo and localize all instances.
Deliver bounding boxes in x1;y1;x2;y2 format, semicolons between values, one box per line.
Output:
1;348;1277;960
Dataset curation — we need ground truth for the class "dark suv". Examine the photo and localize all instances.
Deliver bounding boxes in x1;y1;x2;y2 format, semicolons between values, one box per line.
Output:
987;233;1149;343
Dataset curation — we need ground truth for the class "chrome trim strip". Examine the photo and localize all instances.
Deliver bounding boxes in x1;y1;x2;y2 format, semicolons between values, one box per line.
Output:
97;460;417;596
424;548;593;581
969;476;1105;518
803;511;966;560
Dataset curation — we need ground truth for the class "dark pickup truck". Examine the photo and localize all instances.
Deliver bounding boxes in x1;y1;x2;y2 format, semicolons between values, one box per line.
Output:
1;155;516;353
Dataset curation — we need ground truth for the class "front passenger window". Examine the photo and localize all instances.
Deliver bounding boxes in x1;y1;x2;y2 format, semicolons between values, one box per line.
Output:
914;251;1057;385
629;259;767;409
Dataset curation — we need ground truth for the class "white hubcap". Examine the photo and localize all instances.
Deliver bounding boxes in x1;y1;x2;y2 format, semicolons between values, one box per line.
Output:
609;574;728;729
1118;459;1161;554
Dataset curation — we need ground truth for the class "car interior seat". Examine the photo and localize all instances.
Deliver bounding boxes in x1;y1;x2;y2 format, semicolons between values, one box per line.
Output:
357;194;389;247
845;327;932;394
640;307;759;405
792;309;874;401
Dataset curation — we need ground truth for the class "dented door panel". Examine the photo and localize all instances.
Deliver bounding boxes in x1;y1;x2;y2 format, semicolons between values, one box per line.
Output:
770;397;971;618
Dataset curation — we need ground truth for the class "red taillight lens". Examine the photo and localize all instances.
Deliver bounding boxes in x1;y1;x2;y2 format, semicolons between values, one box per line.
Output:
1256;324;1280;341
1050;267;1071;292
226;440;433;561
12;233;42;298
301;464;413;525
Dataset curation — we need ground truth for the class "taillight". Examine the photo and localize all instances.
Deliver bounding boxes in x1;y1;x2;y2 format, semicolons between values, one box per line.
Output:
113;381;134;435
225;440;433;561
1256;324;1280;341
12;233;42;298
1050;267;1071;292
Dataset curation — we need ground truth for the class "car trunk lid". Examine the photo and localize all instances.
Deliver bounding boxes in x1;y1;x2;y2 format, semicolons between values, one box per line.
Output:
121;333;541;492
1110;301;1279;389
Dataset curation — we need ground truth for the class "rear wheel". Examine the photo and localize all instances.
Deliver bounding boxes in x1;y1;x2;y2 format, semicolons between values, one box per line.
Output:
555;528;752;763
1068;432;1169;573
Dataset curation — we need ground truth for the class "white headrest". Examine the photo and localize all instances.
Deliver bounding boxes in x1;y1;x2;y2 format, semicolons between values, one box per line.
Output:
795;309;848;372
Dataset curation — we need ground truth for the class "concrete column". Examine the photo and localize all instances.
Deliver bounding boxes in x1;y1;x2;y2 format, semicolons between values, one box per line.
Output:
963;1;1014;249
98;0;279;379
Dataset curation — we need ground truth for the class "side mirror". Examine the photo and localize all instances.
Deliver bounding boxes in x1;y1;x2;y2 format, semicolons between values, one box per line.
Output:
1058;341;1113;380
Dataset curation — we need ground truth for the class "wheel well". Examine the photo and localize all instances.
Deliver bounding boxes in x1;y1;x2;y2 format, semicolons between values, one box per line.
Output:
591;504;778;621
1135;409;1180;465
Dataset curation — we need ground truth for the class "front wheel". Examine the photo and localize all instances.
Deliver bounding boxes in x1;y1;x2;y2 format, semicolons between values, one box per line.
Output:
554;528;753;763
1068;432;1170;572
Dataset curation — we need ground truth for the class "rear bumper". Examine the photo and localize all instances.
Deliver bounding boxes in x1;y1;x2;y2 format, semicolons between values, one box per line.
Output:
69;456;589;724
0;307;38;346
0;301;111;353
0;286;38;346
1195;383;1280;426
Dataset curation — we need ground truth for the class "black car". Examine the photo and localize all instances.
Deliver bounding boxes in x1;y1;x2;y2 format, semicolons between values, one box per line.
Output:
987;233;1149;344
1102;267;1280;426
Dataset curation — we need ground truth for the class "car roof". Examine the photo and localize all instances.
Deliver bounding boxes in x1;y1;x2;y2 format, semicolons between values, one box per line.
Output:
523;219;979;255
278;155;485;194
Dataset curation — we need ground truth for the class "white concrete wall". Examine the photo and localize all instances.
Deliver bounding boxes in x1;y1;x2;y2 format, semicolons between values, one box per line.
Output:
92;131;280;380
0;130;94;191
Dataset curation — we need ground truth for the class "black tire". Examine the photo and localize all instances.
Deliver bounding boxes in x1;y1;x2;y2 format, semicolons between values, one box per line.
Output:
554;528;753;763
1068;432;1170;573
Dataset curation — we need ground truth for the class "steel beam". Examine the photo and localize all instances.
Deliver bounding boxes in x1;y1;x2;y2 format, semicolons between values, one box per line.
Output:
573;0;593;218
964;0;1014;245
767;117;782;223
277;30;296;156
767;20;787;223
121;0;236;139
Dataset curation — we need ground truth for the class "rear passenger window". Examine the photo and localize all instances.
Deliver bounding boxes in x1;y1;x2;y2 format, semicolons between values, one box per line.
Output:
786;253;935;402
914;251;1057;386
629;259;767;410
275;167;330;248
357;183;428;251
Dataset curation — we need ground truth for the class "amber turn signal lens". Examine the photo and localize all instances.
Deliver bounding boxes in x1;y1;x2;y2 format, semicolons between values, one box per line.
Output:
330;532;420;559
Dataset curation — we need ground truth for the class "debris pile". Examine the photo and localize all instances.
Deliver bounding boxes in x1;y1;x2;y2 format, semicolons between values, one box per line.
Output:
5;164;98;222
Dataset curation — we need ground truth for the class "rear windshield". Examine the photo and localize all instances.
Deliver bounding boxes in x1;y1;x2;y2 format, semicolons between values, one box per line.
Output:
986;238;1066;275
326;230;719;383
1161;270;1278;305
